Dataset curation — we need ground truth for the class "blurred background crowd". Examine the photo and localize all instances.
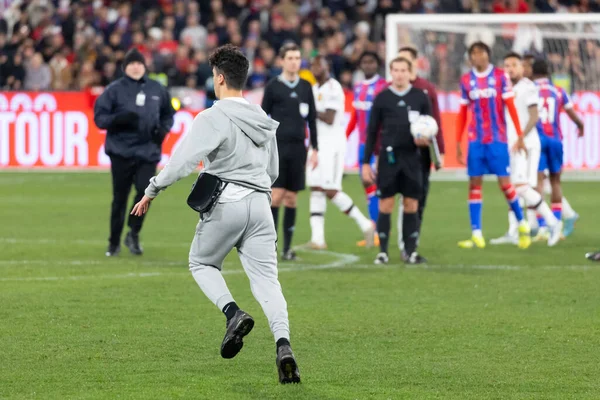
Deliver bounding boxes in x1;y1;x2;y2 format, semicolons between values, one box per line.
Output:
1;0;599;93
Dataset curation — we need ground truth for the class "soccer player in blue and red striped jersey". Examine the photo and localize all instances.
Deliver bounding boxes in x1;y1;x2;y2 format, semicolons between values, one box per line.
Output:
346;51;389;247
455;42;531;249
532;59;584;238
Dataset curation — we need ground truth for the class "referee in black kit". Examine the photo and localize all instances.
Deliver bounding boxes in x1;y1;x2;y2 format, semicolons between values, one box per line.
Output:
261;43;318;261
361;56;431;265
94;48;175;257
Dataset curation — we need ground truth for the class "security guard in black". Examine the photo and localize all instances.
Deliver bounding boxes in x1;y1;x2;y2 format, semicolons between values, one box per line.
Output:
93;48;175;257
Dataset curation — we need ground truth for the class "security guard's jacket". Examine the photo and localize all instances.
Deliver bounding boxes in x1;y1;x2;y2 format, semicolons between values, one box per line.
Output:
94;75;175;163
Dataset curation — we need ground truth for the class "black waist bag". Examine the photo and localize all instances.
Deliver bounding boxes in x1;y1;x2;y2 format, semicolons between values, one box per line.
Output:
187;173;228;213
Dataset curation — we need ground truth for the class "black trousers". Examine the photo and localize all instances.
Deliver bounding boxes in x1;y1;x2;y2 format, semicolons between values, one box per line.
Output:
109;155;157;246
419;150;432;222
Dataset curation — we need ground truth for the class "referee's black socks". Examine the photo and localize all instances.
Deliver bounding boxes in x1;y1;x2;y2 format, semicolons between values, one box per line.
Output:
403;212;420;255
377;212;391;254
283;207;296;253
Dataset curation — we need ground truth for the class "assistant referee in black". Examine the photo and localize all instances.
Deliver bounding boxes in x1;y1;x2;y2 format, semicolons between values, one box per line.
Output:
94;48;175;257
361;56;431;265
261;42;318;261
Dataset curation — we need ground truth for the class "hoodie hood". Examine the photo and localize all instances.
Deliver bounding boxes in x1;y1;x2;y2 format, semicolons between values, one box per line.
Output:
214;98;279;147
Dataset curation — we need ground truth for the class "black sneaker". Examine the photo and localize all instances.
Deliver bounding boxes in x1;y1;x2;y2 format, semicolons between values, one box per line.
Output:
282;250;297;261
405;252;427;264
220;310;254;359
124;231;143;255
105;244;120;257
276;344;301;384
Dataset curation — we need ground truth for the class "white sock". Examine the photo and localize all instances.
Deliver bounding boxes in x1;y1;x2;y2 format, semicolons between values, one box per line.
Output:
527;209;538;230
535;200;558;227
238;249;290;341
562;196;576;219
517;185;558;227
190;264;235;310
508;211;518;236
310;191;326;245
397;201;404;250
332;192;372;232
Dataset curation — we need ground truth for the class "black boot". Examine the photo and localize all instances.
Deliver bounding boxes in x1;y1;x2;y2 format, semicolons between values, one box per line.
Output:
124;231;143;255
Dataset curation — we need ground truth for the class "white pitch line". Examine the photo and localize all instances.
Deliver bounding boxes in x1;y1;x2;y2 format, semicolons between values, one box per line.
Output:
0;247;360;282
0;237;190;248
1;263;596;282
0;259;187;267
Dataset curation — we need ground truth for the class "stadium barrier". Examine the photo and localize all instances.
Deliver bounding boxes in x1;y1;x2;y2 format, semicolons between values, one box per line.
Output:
1;90;599;170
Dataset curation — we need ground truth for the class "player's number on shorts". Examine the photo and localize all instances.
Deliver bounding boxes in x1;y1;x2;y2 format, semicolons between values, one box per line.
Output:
538;97;556;125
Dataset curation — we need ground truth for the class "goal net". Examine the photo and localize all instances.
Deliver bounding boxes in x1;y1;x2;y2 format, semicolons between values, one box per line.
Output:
384;14;600;170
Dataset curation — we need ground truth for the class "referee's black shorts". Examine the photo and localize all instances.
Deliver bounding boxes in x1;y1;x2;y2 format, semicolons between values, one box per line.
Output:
376;150;423;200
273;141;307;192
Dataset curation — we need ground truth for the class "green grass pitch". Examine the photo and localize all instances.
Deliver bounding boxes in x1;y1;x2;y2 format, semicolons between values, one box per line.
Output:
1;172;599;399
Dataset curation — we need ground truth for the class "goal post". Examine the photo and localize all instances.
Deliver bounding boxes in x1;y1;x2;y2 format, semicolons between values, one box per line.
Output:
384;13;600;170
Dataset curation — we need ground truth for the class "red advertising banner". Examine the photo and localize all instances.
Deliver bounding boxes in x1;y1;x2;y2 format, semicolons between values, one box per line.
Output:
1;91;599;170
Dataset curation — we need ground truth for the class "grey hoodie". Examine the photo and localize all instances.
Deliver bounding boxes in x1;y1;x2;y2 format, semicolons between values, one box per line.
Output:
145;98;280;198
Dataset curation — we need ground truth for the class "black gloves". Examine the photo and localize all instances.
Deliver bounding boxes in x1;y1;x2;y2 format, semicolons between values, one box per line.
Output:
111;111;139;130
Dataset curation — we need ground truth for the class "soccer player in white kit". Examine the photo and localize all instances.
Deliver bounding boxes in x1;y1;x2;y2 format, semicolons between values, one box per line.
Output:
307;55;375;249
491;52;562;247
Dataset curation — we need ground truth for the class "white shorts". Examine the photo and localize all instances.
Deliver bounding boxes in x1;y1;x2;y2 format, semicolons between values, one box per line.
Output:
510;144;540;187
306;145;345;191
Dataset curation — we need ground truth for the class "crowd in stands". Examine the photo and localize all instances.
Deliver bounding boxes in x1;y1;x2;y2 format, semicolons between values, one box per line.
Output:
0;0;599;92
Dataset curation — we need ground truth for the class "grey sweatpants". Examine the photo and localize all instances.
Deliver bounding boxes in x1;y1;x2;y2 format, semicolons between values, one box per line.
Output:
188;191;290;341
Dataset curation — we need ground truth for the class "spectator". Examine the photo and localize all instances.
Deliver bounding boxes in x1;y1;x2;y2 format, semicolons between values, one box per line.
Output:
24;52;51;91
77;60;100;89
49;51;73;90
493;0;529;13
2;51;26;90
180;13;208;51
248;58;268;88
1;0;598;94
100;61;119;86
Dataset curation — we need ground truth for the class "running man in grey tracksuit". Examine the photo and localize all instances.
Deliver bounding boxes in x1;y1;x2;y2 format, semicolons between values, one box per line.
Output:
131;45;301;384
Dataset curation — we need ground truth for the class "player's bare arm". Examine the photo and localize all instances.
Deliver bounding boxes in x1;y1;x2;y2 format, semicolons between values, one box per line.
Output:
566;108;584;137
317;109;336;125
362;90;382;185
512;104;538;154
455;101;467;166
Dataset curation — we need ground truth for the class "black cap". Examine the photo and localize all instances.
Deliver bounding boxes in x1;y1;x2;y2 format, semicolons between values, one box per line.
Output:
122;48;146;71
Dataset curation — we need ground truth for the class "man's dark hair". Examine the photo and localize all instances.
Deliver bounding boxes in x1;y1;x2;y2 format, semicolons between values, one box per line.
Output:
389;56;412;72
532;58;549;77
468;41;491;57
208;44;249;90
503;51;522;61
358;51;381;66
523;53;536;61
312;54;333;72
279;42;300;59
398;46;418;59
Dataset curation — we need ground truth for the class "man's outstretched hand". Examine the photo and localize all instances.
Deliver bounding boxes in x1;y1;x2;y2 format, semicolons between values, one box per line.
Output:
131;195;154;216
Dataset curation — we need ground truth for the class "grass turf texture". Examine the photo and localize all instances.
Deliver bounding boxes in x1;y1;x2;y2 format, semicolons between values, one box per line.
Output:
1;172;599;400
